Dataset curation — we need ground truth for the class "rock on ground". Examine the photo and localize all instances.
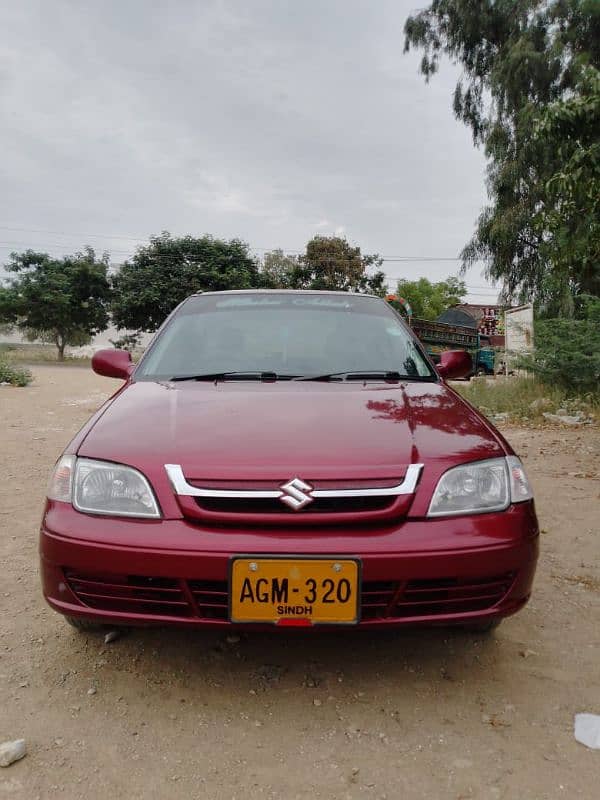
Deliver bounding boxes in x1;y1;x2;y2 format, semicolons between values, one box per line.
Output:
0;740;27;768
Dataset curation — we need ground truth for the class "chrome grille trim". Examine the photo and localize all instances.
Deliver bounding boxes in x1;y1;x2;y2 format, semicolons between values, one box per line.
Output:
165;463;423;499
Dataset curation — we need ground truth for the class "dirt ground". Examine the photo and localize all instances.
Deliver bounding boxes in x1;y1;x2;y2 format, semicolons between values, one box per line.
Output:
1;365;599;800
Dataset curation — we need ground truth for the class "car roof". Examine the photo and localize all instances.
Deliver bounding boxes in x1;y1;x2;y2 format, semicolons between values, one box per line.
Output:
192;289;380;299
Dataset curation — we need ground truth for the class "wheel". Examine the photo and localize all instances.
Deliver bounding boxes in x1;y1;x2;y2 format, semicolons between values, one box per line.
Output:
462;618;502;633
64;615;106;632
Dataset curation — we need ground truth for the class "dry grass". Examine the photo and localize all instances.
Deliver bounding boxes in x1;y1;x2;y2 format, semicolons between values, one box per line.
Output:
0;342;142;367
455;375;599;424
0;343;92;366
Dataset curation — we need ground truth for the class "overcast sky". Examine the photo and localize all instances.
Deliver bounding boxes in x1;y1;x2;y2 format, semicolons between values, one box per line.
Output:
0;0;498;300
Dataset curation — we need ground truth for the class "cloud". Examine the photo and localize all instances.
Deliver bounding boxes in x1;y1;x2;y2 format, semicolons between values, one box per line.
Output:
0;0;491;291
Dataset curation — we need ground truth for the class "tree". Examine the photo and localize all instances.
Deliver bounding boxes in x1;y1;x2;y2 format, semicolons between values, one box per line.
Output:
0;247;111;360
259;249;300;288
520;295;600;392
291;235;387;295
404;0;600;312
110;233;263;333
393;276;467;320
529;66;600;314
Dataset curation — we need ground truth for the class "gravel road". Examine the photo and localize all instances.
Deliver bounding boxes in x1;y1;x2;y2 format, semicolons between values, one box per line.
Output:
1;366;599;799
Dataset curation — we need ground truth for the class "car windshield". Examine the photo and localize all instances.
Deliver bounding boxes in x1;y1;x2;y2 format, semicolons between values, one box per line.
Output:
136;293;436;382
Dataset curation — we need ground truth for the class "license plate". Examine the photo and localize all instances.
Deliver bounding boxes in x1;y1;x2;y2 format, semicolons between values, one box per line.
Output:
230;557;360;625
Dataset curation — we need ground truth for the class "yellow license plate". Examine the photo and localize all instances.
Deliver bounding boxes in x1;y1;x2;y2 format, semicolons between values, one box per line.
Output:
230;557;360;625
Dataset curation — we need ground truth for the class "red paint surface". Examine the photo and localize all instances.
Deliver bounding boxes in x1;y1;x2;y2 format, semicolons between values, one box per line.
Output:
40;317;539;630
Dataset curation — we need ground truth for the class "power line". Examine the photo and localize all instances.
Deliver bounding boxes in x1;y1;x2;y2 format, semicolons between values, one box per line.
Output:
0;225;476;262
0;225;148;243
0;240;495;281
0;227;305;252
0;226;502;293
0;240;471;263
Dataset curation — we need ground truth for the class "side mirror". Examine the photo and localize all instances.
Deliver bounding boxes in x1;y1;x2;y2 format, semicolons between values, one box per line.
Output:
437;350;472;380
92;349;134;380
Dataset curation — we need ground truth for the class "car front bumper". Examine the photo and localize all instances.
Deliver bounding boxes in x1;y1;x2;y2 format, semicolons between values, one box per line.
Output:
40;501;539;630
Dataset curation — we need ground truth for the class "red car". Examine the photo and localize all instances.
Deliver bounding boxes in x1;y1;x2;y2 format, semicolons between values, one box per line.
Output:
40;291;538;633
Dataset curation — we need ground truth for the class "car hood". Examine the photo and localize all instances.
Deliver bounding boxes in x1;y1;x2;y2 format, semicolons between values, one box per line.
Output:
78;380;505;481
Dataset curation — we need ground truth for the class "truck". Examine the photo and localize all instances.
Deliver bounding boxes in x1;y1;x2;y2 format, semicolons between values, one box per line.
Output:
384;296;496;376
410;318;496;377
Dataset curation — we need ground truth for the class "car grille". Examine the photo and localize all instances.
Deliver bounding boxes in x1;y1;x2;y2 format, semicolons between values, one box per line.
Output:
65;572;192;617
65;572;228;620
195;496;394;515
65;571;514;623
188;580;229;619
361;573;515;620
173;472;420;526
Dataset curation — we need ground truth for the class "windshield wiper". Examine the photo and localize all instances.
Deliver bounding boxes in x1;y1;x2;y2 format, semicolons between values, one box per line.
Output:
169;371;296;382
295;370;405;382
169;370;425;383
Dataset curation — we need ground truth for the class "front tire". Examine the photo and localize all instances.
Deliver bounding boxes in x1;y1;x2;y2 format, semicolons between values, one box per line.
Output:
64;615;106;632
462;618;502;633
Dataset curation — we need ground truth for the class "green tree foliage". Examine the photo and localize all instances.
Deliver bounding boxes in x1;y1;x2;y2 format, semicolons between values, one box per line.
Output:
0;247;111;360
260;249;300;289
530;67;600;314
520;296;600;392
404;0;600;311
110;233;263;332
393;276;467;319
290;235;387;294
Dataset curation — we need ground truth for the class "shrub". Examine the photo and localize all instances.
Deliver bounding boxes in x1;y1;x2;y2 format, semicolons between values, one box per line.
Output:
519;297;600;394
0;356;32;387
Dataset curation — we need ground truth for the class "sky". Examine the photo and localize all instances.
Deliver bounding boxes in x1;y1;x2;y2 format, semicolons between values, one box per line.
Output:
0;0;498;301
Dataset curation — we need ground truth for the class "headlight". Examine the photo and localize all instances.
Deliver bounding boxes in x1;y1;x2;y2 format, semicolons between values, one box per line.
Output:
47;454;75;502
47;456;160;518
505;455;534;502
427;456;532;517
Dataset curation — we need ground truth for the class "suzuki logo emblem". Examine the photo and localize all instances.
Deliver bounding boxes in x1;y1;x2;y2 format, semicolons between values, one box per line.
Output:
279;477;314;511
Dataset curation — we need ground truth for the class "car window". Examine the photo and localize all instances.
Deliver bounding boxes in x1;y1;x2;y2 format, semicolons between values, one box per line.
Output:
136;293;435;381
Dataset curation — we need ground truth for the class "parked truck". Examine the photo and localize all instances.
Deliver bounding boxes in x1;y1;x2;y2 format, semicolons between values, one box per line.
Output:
385;295;496;376
410;318;496;376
